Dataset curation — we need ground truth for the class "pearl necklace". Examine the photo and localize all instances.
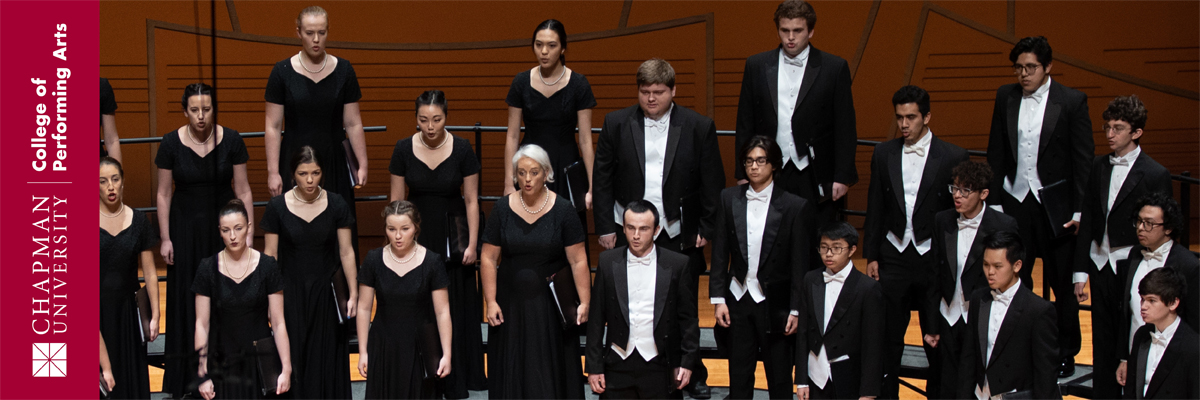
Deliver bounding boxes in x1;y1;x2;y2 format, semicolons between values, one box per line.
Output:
538;66;566;86
387;245;418;264
186;124;213;146
519;187;550;214
419;130;450;150
222;250;251;280
292;187;324;204
298;51;329;74
100;204;125;218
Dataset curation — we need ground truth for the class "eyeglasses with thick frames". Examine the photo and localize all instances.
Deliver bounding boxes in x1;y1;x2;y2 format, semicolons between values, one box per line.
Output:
1133;219;1165;231
744;157;770;167
948;185;976;197
817;245;849;255
1012;63;1042;75
1102;124;1131;134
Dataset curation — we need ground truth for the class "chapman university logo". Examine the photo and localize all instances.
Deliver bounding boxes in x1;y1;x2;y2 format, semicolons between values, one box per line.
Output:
32;343;66;377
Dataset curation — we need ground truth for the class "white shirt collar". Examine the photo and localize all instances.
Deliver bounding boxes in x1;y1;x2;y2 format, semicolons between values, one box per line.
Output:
779;45;811;64
961;205;986;224
906;128;934;151
1150;239;1174;256
1155;315;1181;341
826;261;854;280
994;278;1022;301
747;181;774;196
628;246;657;265
1113;145;1142;164
1025;77;1052;103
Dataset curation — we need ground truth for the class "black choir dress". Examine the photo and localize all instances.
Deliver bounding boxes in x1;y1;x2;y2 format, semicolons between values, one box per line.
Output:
156;128;249;397
191;254;285;400
264;57;362;258
483;196;586;399
359;248;451;399
505;70;596;198
388;135;486;398
260;192;355;399
99;209;156;399
100;77;117;157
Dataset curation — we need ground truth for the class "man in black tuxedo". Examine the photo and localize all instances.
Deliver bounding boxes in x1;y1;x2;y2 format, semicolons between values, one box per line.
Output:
734;0;858;265
586;200;700;399
863;85;968;399
709;136;808;399
985;36;1092;375
1122;267;1199;400
959;231;1060;400
795;222;883;400
1071;95;1172;398
1116;193;1200;391
924;160;1019;399
592;58;723;398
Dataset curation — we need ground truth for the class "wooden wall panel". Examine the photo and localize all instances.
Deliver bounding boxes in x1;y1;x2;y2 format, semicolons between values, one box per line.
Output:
101;1;1199;248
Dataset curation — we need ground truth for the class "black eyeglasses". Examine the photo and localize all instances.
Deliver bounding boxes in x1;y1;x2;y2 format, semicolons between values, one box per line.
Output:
1133;219;1165;231
1012;63;1042;75
948;185;975;197
744;157;769;167
817;245;848;255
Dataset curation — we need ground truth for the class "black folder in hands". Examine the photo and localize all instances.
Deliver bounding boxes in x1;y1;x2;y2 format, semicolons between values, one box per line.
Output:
135;286;154;342
1037;179;1073;238
342;139;359;187
446;209;485;265
417;322;443;379
330;268;350;324
548;266;579;329
563;161;588;213
679;193;701;250
252;336;283;396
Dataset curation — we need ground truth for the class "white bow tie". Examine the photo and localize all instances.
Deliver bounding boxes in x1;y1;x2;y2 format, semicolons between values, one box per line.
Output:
646;119;667;131
1110;154;1133;166
630;255;653;266
1151;330;1170;347
747;189;770;203
1023;91;1045;104
903;144;926;157
823;270;846;284
957;216;980;230
1142;247;1167;262
991;289;1013;307
783;54;805;68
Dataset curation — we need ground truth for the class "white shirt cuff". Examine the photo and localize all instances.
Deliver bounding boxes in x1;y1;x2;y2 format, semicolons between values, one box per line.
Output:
797;384;809;390
710;297;725;305
1073;272;1088;285
790;310;800;316
1072;212;1082;223
600;233;615;238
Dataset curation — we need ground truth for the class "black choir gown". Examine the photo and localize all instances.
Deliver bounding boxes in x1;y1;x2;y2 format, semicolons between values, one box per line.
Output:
100;77;117;157
192;254;285;400
388;135;486;398
505;70;597;199
99;209;156;399
359;248;451;399
483;196;586;399
260;192;355;399
155;128;249;397
264;57;362;257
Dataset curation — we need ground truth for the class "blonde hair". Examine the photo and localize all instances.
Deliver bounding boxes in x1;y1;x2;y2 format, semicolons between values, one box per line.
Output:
295;6;328;28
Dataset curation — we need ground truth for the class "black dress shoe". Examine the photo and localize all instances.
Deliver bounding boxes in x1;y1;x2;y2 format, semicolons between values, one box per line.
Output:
1057;357;1076;377
685;382;712;399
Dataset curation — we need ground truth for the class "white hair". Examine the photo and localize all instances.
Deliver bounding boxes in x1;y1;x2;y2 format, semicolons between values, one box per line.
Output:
511;144;555;184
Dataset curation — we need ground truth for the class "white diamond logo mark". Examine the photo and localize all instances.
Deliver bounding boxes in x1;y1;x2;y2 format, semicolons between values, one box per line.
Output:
32;343;66;377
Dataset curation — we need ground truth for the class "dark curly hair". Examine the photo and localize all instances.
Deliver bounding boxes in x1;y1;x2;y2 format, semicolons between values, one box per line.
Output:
774;0;816;29
1133;192;1184;240
1102;95;1148;133
951;160;993;193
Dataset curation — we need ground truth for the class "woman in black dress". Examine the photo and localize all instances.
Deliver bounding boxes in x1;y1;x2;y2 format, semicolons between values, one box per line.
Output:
262;145;357;399
101;77;121;160
264;6;367;257
388;90;485;398
481;144;592;399
356;201;453;399
504;20;596;217
156;83;253;398
99;157;158;399
194;200;291;400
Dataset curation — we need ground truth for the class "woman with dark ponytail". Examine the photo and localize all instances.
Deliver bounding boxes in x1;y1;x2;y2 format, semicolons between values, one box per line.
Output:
156;83;253;397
